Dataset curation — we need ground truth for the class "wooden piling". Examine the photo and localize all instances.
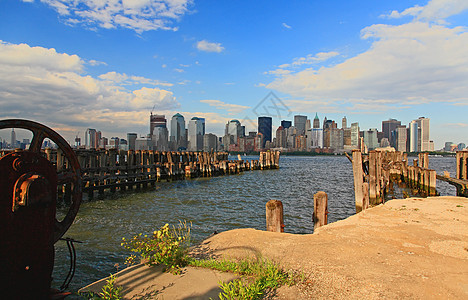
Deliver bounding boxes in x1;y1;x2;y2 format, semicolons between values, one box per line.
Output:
313;191;328;230
266;200;284;232
352;150;364;213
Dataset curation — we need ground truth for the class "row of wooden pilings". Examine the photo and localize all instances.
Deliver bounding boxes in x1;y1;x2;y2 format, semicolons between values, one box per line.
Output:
265;191;329;233
53;149;280;199
351;150;438;213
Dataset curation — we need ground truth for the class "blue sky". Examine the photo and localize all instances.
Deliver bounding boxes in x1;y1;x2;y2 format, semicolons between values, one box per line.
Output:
0;0;467;149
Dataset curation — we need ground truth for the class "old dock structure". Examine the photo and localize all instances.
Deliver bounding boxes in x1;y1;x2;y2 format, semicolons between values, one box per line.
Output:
350;150;439;212
0;149;280;200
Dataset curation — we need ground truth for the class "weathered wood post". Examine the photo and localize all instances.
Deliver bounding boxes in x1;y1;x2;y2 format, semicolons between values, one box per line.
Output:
266;200;284;232
313;191;328;230
429;170;437;196
368;151;377;205
352;150;364;213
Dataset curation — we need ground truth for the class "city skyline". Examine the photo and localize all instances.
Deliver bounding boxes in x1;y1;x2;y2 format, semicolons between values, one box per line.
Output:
0;0;467;149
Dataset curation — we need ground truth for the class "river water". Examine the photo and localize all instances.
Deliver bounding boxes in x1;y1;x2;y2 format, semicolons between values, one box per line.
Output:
52;155;457;292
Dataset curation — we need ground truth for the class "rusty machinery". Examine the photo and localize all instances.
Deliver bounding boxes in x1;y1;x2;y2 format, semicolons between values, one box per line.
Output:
0;119;82;299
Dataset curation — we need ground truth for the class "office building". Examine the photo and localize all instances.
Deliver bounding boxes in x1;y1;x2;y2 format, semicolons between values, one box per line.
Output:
127;133;137;151
382;119;401;140
170;113;187;150
281;120;292;129
203;133;218;152
364;128;379;150
294;115;307;136
396;126;407;152
150;114;167;136
313;113;320;129
85;128;97;149
409;120;418;152
350;122;360;148
188;117;205;151
258;116;272;149
416;117;430;152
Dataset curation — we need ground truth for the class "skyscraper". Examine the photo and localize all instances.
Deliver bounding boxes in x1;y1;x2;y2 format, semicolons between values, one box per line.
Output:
350;122;360;148
170;113;186;150
294;115;307;136
127;133;137;151
258;116;272;148
188;117;205;151
342;116;347;129
150;113;167;136
416;117;430;152
382;119;401;140
313;113;320;129
85;128;97;149
409;120;418;152
396;125;407;152
281;120;292;129
10;129;16;149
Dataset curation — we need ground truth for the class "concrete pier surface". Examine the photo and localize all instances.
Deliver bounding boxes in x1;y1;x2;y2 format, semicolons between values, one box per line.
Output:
80;196;468;299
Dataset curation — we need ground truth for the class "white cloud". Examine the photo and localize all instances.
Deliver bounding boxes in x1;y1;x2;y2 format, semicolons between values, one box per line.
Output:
0;41;179;139
27;0;193;33
196;40;224;53
200;99;250;114
265;51;339;76
282;22;292;29
267;21;468;111
383;0;468;22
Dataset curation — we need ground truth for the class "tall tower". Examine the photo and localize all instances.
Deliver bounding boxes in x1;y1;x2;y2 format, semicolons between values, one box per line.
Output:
417;117;430;152
10;129;16;149
258;116;272;149
313;113;320;129
150;113;167;136
170;113;186;149
294;115;307;136
409;120;418;152
382;119;401;140
188;117;205;151
342;116;347;129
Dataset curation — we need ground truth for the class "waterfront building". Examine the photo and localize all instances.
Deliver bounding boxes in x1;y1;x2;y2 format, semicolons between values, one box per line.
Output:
226;120;242;140
170;113;187;150
152;127;169;151
294;115;307;136
275;126;287;148
458;143;467;151
364;128;379;150
409;120;418;152
188;117;205;151
396;126;407;152
350;122;360;148
281;120;292;129
127;133;137;151
311;128;323;148
416;117;430;152
444;142;453;152
258;116;272;149
329;128;344;152
382;119;401;141
203;133;218;152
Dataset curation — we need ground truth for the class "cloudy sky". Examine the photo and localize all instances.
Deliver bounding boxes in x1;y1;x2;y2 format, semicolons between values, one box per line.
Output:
0;0;467;149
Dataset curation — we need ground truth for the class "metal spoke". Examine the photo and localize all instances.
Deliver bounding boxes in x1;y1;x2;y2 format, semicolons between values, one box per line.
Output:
29;130;46;153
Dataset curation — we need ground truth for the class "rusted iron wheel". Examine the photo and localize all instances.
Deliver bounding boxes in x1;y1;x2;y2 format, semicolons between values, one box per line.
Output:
0;119;82;243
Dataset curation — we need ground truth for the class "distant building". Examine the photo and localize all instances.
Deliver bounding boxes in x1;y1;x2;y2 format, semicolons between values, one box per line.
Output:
281;120;292;129
203;133;218;152
188;117;205;151
409;120;419;152
416;117;430;152
382;119;401;140
294;115;307;136
127;133;137;151
396;126;407;152
276;126;287;148
170;113;187;150
458;143;466;151
350;122;360;148
10;129;16;149
313;113;320;129
342;116;347;129
85;128;97;149
364;128;379;150
258;116;272;149
311;128;323;148
150;114;167;136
